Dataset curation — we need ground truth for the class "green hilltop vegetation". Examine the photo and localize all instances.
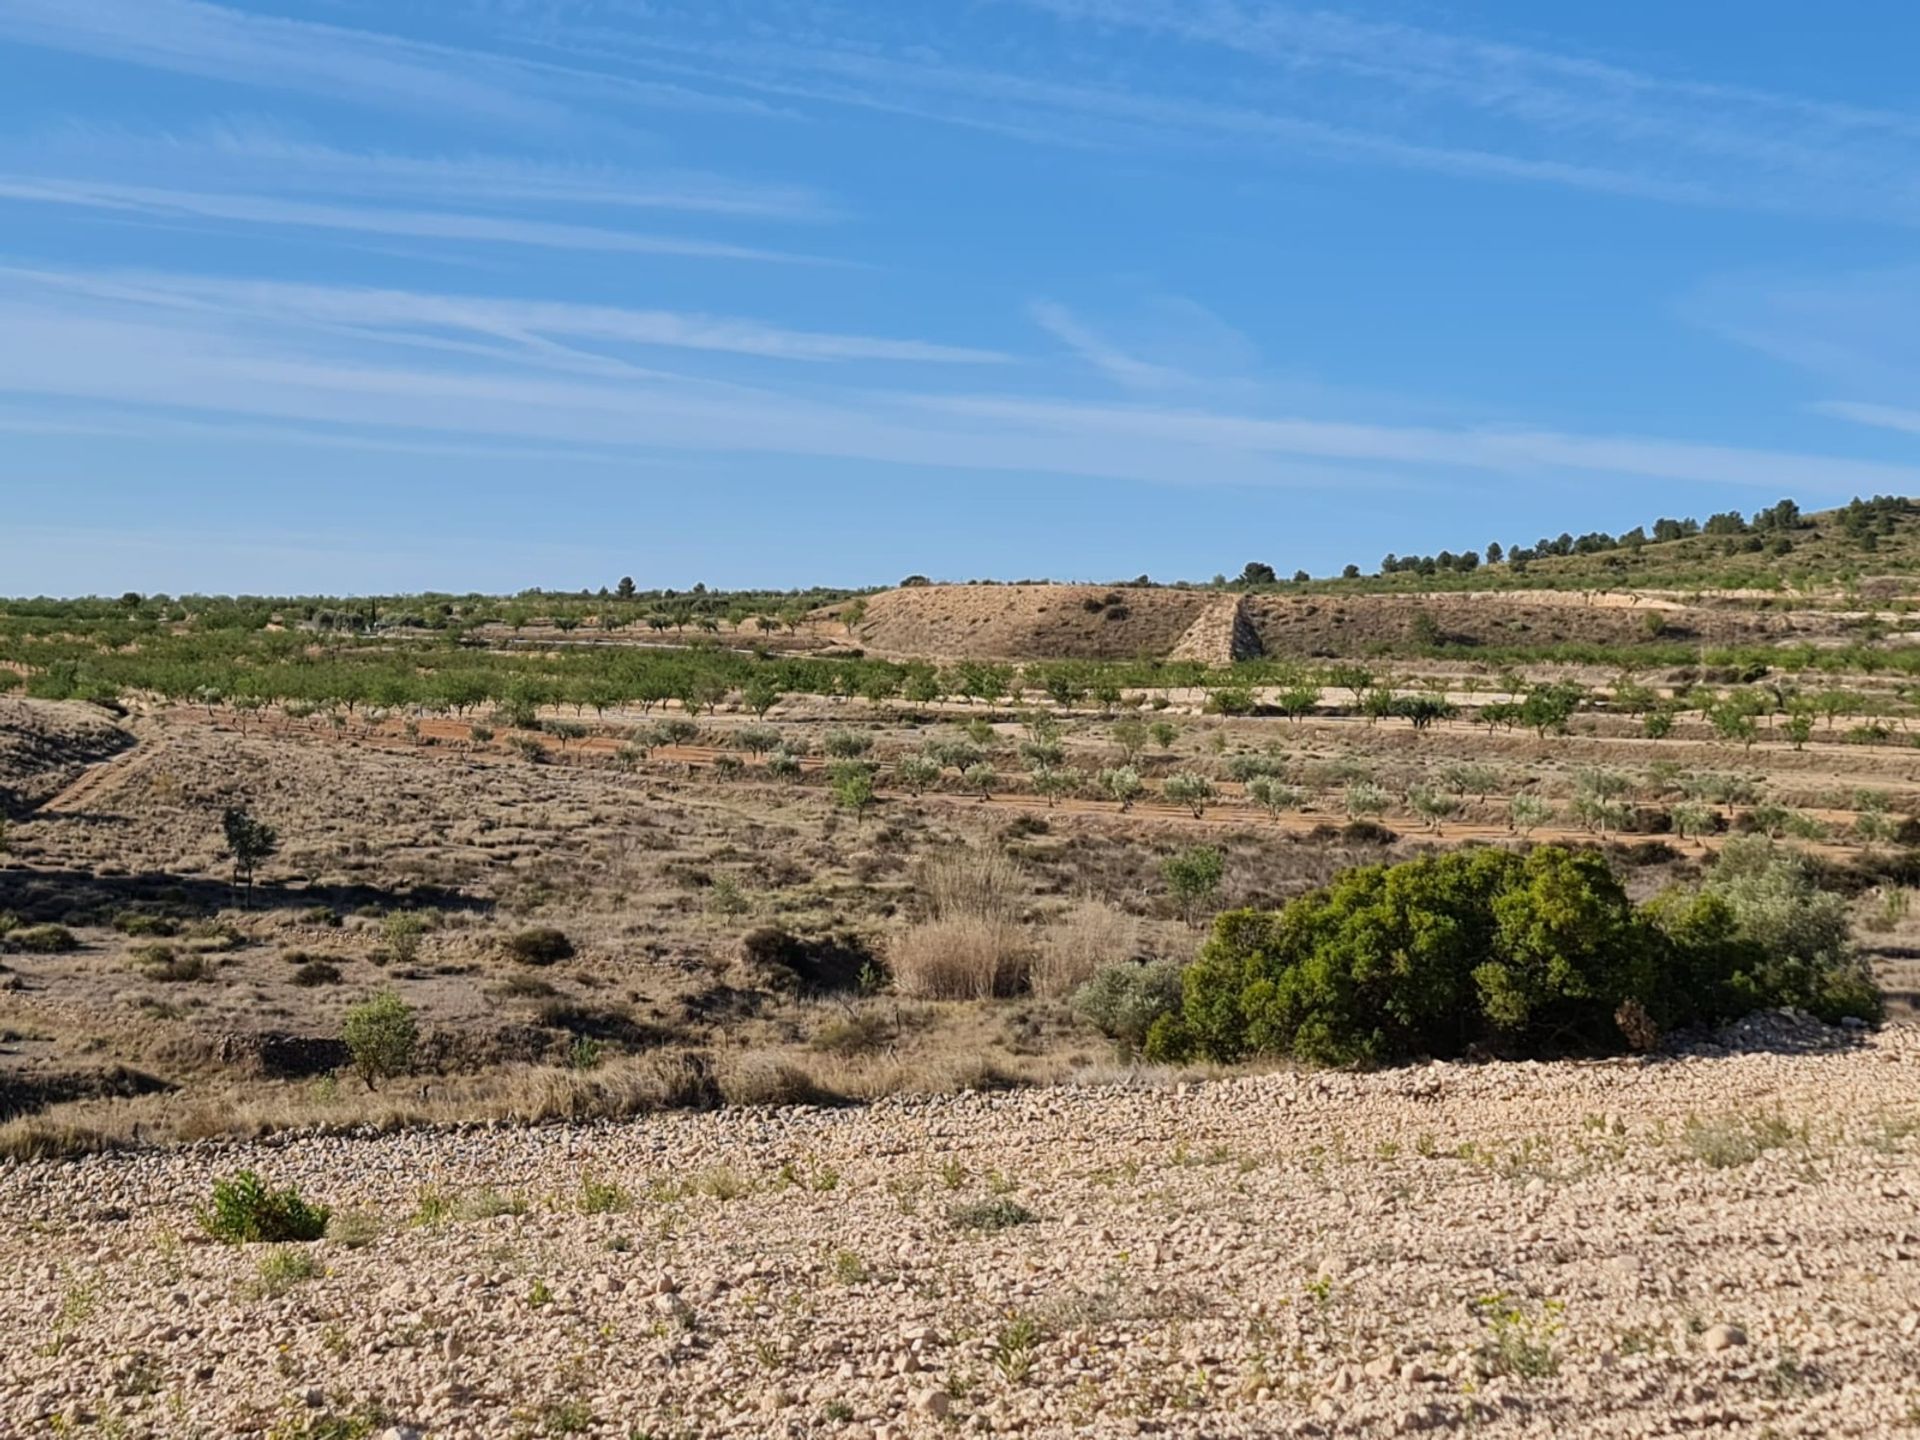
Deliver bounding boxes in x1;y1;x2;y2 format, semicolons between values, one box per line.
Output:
1270;494;1920;596
5;495;1920;717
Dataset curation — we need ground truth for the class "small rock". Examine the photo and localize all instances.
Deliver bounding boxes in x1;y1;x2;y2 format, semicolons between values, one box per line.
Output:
914;1388;952;1418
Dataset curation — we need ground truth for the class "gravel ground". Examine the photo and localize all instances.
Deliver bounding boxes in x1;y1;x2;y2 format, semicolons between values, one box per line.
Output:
5;1020;1920;1439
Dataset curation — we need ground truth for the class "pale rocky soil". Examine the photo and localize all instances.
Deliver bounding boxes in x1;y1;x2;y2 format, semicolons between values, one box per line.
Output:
6;1019;1920;1438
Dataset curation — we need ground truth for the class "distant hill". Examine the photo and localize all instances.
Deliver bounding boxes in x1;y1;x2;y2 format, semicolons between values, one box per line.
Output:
846;581;1893;663
842;500;1920;662
1322;496;1920;596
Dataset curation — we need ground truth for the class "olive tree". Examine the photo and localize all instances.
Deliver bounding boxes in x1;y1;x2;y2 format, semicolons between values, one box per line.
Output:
221;806;278;906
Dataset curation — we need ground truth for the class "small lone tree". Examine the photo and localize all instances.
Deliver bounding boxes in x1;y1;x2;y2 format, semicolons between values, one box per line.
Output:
894;755;941;794
961;761;996;801
830;762;877;819
342;990;418;1090
1162;771;1216;818
221;806;278;906
1162;845;1225;925
1507;793;1553;837
1669;801;1717;849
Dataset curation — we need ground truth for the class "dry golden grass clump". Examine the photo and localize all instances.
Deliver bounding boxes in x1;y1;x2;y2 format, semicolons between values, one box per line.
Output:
919;848;1025;922
891;848;1031;998
889;914;1029;1000
1031;899;1141;998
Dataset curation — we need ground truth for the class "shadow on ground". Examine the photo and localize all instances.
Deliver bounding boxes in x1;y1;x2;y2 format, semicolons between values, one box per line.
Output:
0;865;490;924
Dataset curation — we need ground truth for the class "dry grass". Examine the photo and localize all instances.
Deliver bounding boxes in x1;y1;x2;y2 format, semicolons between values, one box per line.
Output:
889;915;1029;999
497;1051;720;1122
1032;899;1140;998
716;1053;844;1107
919;847;1025;923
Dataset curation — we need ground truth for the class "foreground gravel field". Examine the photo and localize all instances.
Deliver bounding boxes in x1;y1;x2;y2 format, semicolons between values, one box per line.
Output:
6;1020;1920;1439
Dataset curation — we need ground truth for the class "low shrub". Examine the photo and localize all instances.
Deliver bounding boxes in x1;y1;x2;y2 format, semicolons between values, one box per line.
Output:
1073;960;1184;1051
1650;836;1883;1024
1170;843;1880;1067
718;1055;844;1107
507;927;575;965
8;924;77;954
0;1118;114;1162
739;926;876;992
131;945;207;982
948;1197;1036;1232
291;959;343;987
112;911;178;938
200;1170;330;1244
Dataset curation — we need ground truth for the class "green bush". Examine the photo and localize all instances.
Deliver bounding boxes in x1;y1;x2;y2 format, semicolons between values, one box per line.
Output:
1161;845;1224;921
342;990;418;1089
200;1170;330;1244
1073;960;1184;1051
1648;837;1882;1025
112;911;179;938
1171;844;1879;1067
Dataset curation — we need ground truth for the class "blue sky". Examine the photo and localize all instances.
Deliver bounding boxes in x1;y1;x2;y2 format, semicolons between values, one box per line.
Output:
5;0;1920;595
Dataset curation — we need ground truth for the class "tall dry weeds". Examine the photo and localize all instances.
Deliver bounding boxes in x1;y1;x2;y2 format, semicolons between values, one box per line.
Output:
889;915;1029;999
919;848;1025;923
1031;900;1141;998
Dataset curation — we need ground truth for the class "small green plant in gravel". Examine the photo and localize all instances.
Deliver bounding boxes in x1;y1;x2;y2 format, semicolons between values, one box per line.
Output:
992;1314;1044;1382
1474;1292;1564;1379
251;1246;324;1298
201;1171;330;1244
949;1197;1036;1233
1681;1111;1807;1168
579;1173;632;1214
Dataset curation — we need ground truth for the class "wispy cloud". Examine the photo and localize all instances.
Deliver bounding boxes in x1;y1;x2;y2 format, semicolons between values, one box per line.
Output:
1685;263;1920;429
0;0;784;126
909;393;1920;496
12;266;1012;367
1029;301;1185;390
0;176;834;264
0;0;564;125
17;121;838;222
528;2;1920;224
1812;402;1920;439
3;269;1908;500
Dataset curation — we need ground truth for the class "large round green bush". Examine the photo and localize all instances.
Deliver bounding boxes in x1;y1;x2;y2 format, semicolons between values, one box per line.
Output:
1167;843;1879;1066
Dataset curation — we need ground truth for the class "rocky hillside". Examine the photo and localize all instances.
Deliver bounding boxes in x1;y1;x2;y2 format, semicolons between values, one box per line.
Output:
850;584;1212;661
845;583;1872;662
